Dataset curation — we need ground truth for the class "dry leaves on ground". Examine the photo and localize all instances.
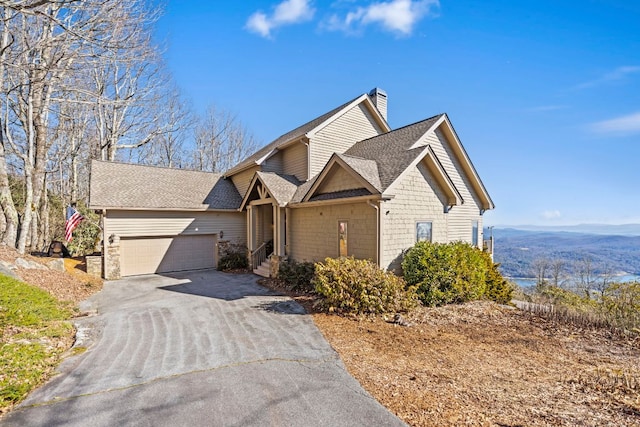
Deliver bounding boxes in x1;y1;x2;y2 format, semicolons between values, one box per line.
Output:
312;302;640;427
0;246;102;304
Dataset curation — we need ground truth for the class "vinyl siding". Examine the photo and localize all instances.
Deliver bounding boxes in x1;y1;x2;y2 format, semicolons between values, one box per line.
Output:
309;104;384;177
426;129;483;243
315;165;364;194
381;164;448;272
230;166;259;197
104;210;246;243
289;202;376;263
281;141;308;181
262;151;283;173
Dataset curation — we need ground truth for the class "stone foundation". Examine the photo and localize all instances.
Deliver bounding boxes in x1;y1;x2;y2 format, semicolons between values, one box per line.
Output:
269;255;286;278
104;234;121;280
86;256;103;278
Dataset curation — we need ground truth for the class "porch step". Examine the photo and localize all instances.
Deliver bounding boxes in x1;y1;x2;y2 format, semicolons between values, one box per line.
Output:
253;260;270;278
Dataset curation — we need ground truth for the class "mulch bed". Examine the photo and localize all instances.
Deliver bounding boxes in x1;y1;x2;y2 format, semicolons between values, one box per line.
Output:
258;277;640;426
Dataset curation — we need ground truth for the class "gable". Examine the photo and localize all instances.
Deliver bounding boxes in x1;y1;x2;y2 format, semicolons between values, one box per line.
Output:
315;163;367;195
309;103;386;177
225;91;389;179
239;171;301;210
364;114;493;212
426;125;493;211
420;146;463;208
301;154;381;203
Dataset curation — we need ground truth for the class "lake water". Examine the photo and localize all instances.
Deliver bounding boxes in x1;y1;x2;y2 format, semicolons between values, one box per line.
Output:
510;275;640;289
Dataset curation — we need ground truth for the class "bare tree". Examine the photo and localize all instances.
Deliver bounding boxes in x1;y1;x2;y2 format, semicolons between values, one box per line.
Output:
576;256;595;298
191;105;258;173
0;0;170;252
532;257;549;287
594;263;615;300
550;258;565;287
131;86;193;168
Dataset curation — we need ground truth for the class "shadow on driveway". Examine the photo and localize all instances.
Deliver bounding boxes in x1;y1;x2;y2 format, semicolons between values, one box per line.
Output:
0;269;405;427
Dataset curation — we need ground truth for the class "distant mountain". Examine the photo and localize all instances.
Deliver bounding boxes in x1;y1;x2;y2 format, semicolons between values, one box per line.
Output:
490;228;640;279
491;223;640;236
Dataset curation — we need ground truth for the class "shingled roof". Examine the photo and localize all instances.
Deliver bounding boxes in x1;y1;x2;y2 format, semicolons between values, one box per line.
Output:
251;172;301;207
344;114;444;191
225;93;378;176
90;160;242;210
335;153;382;192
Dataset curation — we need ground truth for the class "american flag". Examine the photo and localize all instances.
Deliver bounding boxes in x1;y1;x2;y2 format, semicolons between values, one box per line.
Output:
65;205;84;242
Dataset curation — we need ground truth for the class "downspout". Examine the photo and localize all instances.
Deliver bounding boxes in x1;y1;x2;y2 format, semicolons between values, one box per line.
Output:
367;200;380;266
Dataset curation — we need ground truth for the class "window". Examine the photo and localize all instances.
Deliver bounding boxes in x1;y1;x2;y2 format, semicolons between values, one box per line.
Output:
472;220;479;247
416;222;432;242
338;221;348;257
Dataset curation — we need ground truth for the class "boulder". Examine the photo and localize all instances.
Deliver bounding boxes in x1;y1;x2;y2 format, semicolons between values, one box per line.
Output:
47;258;65;272
15;257;48;270
0;260;20;280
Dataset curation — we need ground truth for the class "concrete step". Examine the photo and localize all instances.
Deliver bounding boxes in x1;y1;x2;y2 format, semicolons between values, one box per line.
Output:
254;262;270;278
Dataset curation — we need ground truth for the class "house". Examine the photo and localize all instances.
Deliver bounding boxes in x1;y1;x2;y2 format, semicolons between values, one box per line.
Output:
89;88;494;279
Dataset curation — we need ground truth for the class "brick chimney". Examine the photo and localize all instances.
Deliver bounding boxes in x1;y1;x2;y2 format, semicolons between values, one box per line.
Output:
369;88;387;122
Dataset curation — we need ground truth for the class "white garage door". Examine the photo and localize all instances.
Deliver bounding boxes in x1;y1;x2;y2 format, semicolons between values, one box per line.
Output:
120;234;217;277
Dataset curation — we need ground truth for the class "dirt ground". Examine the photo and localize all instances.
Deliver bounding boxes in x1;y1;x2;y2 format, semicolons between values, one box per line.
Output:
260;279;640;427
0;246;102;304
313;303;640;427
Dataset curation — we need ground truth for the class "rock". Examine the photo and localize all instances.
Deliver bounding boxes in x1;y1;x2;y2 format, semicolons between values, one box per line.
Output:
47;258;65;272
15;257;48;270
0;260;20;280
388;313;412;327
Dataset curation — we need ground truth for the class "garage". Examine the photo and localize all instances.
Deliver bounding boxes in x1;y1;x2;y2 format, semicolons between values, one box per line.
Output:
119;234;218;277
90;161;247;279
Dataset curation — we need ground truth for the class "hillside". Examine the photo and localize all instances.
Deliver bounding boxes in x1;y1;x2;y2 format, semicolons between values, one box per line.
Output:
313;302;640;426
492;228;640;278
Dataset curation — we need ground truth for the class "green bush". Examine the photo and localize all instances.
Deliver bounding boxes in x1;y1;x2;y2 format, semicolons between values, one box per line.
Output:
402;241;513;306
483;258;516;305
601;281;640;332
313;257;419;315
537;284;597;311
65;203;101;257
278;259;316;292
217;243;248;271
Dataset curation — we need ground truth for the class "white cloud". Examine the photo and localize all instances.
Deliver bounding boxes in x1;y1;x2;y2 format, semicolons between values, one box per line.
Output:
590;111;640;136
541;210;562;220
325;0;439;36
576;65;640;89
246;0;315;38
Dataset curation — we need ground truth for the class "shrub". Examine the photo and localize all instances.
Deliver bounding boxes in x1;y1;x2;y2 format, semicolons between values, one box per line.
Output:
278;259;316;293
65;203;101;257
217;243;248;271
483;257;516;305
601;281;640;332
402;241;512;306
313;257;419;315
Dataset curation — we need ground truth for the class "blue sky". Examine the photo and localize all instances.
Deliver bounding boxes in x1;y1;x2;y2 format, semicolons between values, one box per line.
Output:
155;0;640;227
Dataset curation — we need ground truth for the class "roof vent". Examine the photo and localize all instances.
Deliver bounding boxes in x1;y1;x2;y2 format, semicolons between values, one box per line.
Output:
369;88;387;122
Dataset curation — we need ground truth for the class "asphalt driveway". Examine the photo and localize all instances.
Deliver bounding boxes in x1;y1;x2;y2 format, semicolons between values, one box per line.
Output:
1;270;404;427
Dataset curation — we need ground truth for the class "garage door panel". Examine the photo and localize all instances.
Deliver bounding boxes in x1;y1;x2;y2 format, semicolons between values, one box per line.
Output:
120;235;217;277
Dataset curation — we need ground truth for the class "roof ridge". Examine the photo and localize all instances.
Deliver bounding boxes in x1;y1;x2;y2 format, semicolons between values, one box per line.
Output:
224;91;370;176
92;159;222;176
359;113;445;144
